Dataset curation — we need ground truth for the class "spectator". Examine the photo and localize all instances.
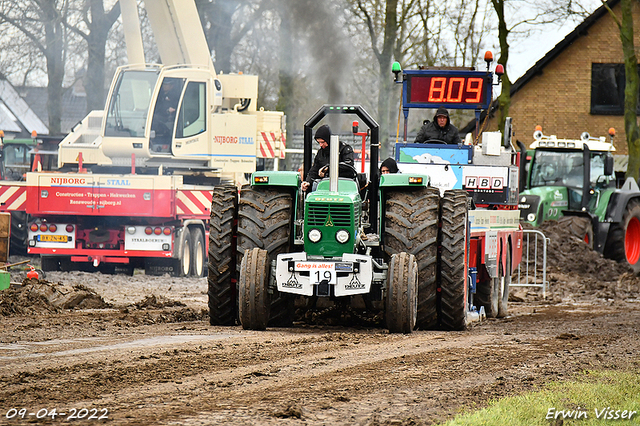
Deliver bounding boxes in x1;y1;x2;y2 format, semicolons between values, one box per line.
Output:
380;157;399;174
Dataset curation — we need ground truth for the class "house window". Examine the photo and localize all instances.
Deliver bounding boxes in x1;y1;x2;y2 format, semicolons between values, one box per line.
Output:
591;63;640;115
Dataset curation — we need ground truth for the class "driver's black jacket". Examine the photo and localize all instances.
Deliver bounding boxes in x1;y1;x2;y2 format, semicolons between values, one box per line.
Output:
305;141;355;184
414;121;461;144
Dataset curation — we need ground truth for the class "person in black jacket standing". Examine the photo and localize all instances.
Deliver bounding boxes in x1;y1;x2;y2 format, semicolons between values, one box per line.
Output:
301;124;354;191
414;106;462;144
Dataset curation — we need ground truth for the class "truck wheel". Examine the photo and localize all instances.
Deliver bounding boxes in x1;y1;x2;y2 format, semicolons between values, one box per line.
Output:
384;186;440;329
238;247;271;330
559;216;593;249
190;227;206;277
497;244;512;318
41;256;60;272
208;185;237;326
10;211;28;255
605;199;640;272
475;273;499;318
174;228;192;277
438;190;470;331
238;186;293;326
386;252;418;334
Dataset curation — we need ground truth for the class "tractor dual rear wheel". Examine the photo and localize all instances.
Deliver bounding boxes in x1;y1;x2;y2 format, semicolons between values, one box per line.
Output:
386;252;418;334
384;187;440;329
438;190;470;331
208;185;238;326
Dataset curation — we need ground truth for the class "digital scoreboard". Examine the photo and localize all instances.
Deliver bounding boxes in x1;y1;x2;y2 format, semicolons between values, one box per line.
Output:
404;70;492;110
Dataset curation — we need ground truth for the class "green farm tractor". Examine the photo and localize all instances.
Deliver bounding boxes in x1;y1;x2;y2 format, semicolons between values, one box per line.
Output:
518;129;640;271
207;105;443;333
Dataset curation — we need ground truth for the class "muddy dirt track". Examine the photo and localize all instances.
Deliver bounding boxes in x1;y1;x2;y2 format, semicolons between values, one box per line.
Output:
1;222;640;425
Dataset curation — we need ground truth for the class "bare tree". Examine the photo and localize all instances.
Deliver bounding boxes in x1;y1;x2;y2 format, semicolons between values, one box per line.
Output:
490;0;596;133
603;0;640;180
352;0;400;157
0;0;70;135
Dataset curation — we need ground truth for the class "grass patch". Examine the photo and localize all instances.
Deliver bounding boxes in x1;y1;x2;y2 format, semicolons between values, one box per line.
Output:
440;369;640;425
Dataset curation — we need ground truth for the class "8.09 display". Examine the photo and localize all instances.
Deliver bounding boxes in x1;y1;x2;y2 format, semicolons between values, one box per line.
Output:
405;70;492;110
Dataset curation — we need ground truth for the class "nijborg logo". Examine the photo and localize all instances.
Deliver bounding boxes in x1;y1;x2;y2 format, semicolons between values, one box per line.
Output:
51;177;86;185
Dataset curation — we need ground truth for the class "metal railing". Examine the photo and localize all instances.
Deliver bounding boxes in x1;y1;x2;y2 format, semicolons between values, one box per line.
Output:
513;229;549;298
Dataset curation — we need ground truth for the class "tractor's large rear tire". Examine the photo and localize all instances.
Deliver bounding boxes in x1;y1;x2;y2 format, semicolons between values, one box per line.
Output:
238;248;271;330
497;244;512;318
438;190;470;331
384;187;440;329
386;252;418;334
559;216;594;249
604;199;640;273
238;186;294;326
208;185;238;326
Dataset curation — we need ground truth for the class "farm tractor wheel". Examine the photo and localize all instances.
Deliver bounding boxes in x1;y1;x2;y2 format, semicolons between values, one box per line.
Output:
386;252;418;334
559;216;594;249
208;184;238;326
238;186;294;326
384;186;440;329
438;190;470;331
238;248;271;330
605;199;640;273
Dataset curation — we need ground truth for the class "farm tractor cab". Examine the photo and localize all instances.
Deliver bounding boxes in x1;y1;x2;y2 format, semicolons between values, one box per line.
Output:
208;55;524;333
519;127;640;272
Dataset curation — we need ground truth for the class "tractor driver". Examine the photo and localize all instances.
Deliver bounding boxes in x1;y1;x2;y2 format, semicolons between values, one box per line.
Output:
301;124;355;191
414;106;462;144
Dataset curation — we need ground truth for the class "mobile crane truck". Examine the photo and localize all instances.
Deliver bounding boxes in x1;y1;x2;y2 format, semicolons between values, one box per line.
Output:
208;52;523;331
24;0;285;276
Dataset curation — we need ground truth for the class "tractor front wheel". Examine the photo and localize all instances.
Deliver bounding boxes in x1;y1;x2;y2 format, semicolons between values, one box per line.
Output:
386;252;418;334
559;216;594;249
238;248;271;330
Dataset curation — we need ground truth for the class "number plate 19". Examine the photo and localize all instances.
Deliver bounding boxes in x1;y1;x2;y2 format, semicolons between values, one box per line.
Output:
309;263;336;284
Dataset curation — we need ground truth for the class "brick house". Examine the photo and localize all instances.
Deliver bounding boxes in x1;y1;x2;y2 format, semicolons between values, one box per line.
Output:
488;0;639;157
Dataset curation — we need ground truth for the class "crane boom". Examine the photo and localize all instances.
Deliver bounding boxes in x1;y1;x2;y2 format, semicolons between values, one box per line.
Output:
144;0;215;71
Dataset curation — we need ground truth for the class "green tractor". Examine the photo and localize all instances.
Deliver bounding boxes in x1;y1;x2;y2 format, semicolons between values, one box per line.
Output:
207;105;472;332
518;128;640;271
